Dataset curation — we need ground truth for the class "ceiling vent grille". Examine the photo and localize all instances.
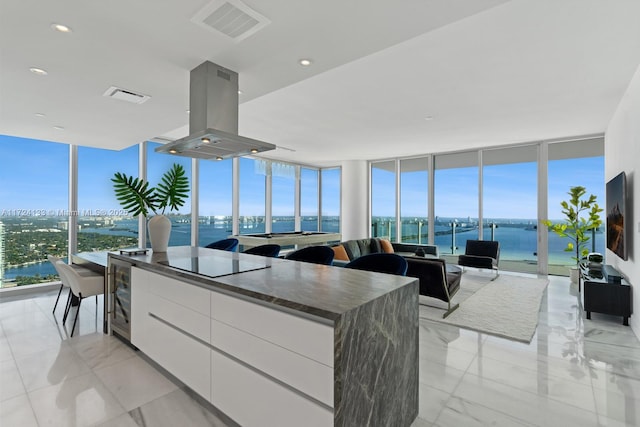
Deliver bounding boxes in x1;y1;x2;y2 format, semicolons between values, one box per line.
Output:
191;0;270;42
102;86;150;104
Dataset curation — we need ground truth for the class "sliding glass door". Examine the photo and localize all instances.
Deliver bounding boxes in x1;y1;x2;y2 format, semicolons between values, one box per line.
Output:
482;145;538;273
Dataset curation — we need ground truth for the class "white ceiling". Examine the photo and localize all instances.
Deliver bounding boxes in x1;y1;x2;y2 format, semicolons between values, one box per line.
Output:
2;0;640;167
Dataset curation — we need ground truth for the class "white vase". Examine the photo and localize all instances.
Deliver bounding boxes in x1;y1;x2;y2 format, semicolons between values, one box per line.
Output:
148;215;171;252
569;266;579;284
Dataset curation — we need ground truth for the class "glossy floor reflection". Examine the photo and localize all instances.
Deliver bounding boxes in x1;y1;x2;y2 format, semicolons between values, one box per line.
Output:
1;274;638;426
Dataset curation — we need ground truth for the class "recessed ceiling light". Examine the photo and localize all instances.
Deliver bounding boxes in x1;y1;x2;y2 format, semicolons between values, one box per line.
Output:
250;148;258;154
215;156;223;161
35;113;46;117
29;67;48;76
299;59;312;67
51;23;72;33
201;137;211;144
169;149;178;154
53;126;64;130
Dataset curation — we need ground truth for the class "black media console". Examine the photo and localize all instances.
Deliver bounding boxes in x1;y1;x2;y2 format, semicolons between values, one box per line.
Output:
581;264;632;326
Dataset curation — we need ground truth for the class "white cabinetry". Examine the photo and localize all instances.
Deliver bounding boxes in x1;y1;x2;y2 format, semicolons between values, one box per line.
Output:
131;268;211;400
131;267;335;426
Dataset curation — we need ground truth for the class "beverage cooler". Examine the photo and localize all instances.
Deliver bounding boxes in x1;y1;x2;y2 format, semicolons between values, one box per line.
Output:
108;257;133;341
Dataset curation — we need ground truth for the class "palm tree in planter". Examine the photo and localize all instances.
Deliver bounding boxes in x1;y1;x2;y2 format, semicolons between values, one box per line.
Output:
542;186;603;283
112;163;189;252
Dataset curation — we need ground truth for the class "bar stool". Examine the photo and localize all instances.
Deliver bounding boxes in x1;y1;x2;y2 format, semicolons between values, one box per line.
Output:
55;260;104;337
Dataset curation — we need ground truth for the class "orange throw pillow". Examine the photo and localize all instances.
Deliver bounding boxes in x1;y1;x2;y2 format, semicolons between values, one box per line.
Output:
332;244;350;261
379;239;394;253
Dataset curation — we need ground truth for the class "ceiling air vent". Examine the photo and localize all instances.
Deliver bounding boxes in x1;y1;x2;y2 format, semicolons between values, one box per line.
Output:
191;0;270;42
103;86;151;104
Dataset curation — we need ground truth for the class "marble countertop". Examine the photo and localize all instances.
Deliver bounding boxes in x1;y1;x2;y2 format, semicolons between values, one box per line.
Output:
103;246;416;321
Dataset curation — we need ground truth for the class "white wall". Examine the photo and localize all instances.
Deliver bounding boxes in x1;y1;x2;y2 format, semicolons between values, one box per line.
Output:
605;64;640;337
340;160;369;241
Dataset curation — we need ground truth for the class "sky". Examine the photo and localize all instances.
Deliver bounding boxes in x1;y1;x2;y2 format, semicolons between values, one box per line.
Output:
0;135;340;217
2;134;603;220
371;156;604;220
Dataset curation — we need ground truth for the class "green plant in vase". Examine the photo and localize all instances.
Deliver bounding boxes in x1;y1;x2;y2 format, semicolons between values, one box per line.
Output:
112;163;189;252
542;186;602;282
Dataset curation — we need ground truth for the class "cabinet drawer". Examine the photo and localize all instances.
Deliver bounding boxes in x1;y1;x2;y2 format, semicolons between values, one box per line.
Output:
211;291;333;367
132;267;210;316
211;318;333;407
144;292;210;343
132;290;211;400
211;351;333;427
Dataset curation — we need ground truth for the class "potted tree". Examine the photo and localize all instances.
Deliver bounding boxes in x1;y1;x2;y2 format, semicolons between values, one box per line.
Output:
542;186;603;283
112;163;189;252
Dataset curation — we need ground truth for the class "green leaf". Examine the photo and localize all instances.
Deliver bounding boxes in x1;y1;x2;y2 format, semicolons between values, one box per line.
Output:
154;163;190;215
111;172;158;216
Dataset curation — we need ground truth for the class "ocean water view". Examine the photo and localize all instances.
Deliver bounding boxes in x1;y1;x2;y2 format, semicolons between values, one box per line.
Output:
2;217;338;281
2;215;603;282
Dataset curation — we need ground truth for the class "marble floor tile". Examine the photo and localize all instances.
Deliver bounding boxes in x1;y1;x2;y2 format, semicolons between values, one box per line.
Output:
1;274;640;427
0;393;39;427
128;388;228;427
0;333;13;363
467;354;597;412
410;417;433;427
592;378;640;426
53;303;105;338
0;298;42;321
94;355;178;411
96;412;140;427
434;396;535;427
0;359;26;402
1;308;58;336
3;326;65;358
419;357;466;394
15;341;92;392
68;332;137;370
453;373;600;427
28;371;125;427
417;382;450;423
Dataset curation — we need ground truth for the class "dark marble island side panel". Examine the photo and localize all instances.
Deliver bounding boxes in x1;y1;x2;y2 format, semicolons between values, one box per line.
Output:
333;279;419;427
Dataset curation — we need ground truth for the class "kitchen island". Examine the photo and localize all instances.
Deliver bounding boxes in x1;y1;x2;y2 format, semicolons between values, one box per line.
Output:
109;246;418;427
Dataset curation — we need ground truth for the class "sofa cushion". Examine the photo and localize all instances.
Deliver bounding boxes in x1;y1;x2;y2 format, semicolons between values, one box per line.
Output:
370;238;382;253
342;240;361;260
379;239;395;253
331;244;350;261
356;239;376;257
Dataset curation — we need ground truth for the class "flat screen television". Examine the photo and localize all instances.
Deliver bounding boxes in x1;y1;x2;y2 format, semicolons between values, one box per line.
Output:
606;171;627;260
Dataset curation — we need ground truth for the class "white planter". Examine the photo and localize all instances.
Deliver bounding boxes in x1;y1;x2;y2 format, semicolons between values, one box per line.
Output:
569;267;579;284
148;215;171;252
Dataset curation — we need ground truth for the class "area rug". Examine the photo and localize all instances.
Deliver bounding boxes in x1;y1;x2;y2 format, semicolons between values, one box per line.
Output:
419;273;549;343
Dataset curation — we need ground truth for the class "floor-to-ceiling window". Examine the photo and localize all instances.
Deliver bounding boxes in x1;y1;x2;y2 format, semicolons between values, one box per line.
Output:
147;142;192;246
78;145;139;253
239;158;266;234
434;152;478;255
320;168;341;233
482;145;538;273
371;161;396;240
400;157;429;244
0;135;331;288
300;167;319;232
199;158;232;246
271;161;296;233
0;136;68;287
548;138;605;275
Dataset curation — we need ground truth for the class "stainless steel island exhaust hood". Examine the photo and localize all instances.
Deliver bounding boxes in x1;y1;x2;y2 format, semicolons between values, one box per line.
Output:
155;61;275;160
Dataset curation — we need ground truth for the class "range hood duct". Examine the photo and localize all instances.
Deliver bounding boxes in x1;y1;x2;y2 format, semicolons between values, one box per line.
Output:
156;61;275;160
